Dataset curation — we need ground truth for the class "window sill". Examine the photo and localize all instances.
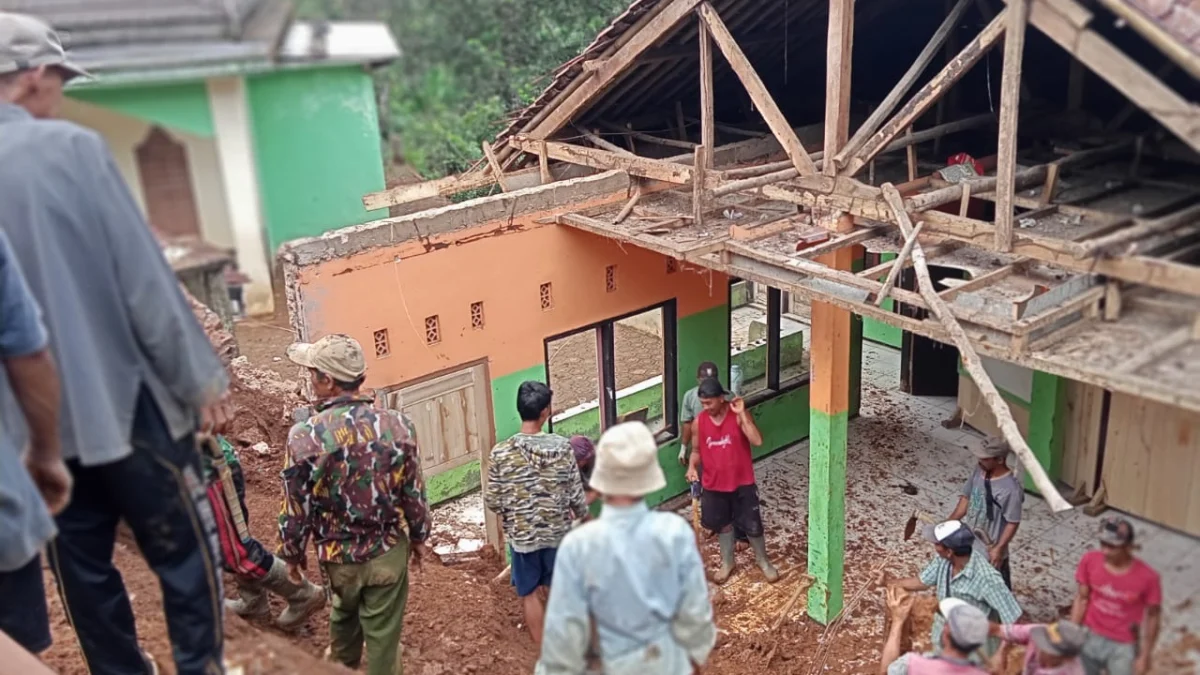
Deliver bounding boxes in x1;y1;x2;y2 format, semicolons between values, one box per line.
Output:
741;372;812;409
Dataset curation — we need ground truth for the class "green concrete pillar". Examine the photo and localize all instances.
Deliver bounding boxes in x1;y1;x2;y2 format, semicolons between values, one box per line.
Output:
1025;370;1066;492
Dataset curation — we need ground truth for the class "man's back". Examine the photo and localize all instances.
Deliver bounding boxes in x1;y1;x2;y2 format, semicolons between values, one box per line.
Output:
485;432;585;553
282;395;426;564
0;104;225;465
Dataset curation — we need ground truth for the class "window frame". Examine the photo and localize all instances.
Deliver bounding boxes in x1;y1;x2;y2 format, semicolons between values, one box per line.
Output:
728;278;810;407
543;299;679;443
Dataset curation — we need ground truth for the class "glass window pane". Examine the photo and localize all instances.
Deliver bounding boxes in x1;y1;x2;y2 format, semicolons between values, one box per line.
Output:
613;308;668;435
779;314;810;385
546;329;602;438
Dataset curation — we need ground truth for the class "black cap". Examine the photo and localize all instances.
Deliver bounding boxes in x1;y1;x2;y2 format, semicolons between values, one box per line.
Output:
697;377;728;399
697;361;719;379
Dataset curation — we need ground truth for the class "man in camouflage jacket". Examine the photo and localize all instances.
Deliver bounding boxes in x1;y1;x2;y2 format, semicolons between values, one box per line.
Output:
280;334;430;675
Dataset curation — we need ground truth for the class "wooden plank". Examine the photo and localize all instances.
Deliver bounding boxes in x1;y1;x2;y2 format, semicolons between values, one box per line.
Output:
906;127;918;182
697;2;818;175
1020;0;1200;153
1076;202;1200;257
511;136;694;184
597;121;697;149
994;0;1028;251
835;0;973;169
823;0;855;177
699;21;715;163
693;145;707;227
939;264;1017;301
577;127;636;156
538;141;552;185
876;222;923;306
729;217;793;242
363;169;498;210
1061;379;1104;495
527;0;704;141
881;182;1071;511
842;10;1008;176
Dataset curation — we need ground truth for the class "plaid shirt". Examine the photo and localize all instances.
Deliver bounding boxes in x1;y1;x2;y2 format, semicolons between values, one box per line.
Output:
278;395;430;565
920;550;1022;653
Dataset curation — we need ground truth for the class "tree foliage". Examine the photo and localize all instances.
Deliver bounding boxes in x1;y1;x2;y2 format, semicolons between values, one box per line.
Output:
295;0;629;178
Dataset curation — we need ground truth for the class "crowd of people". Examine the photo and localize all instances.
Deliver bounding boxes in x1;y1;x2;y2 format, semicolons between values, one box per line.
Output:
0;10;1171;675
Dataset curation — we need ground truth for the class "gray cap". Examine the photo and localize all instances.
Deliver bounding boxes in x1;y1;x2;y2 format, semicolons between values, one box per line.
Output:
923;519;976;552
971;436;1010;459
0;13;89;81
940;598;988;650
1029;621;1087;658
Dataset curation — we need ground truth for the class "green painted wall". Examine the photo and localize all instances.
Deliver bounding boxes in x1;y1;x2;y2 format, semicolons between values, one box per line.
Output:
863;252;903;348
733;330;805;383
69;82;214;137
247;66;388;251
1025;371;1067;492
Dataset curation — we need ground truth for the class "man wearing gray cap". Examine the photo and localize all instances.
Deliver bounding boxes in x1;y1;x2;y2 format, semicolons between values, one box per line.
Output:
881;593;990;674
992;620;1086;674
537;422;715;675
0;12;231;675
947;437;1024;589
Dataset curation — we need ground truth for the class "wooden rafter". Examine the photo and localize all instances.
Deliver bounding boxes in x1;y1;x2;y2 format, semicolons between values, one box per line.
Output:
696;2;819;176
511;136;699;185
823;0;854;178
840;9;1008;177
993;0;1029;251
597;121;697;149
1014;0;1200;153
939;264;1019;301
699;20;715;166
834;0;973;169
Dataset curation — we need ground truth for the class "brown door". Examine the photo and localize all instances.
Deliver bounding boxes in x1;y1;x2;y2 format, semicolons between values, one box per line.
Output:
136;126;202;239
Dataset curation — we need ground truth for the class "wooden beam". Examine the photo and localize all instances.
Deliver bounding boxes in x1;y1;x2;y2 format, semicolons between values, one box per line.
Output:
824;0;855;177
1018;0;1200;152
596;121;697;149
994;0;1029;251
481;141;510;192
880;183;1072;512
538;141;552;185
614;185;642;224
876;222;923;306
577;127;637;156
511;136;696;185
1075;201;1200;257
362;169;506;210
1091;0;1200;82
693;146;708;227
527;0;704;141
835;0;973;168
939;264;1017;301
841;10;1008;177
699;22;715;163
697;2;819;176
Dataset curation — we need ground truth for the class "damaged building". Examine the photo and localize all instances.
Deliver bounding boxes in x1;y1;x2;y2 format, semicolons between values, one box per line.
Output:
279;0;1200;631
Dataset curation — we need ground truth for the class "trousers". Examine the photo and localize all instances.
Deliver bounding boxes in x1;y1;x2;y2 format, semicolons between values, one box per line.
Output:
47;387;224;675
324;540;411;675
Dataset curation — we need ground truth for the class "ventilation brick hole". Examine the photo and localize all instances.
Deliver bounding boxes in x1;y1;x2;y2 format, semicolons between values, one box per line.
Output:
470;301;485;329
424;315;441;345
540;282;553;310
666;258;678;274
373;328;390;357
605;265;617;293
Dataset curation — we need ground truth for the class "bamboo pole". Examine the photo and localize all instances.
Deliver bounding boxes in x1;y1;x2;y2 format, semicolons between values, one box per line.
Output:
880;183;1072;513
875;222;923;306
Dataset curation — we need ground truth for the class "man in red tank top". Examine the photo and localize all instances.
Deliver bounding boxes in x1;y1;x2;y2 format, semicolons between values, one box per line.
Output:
684;377;779;583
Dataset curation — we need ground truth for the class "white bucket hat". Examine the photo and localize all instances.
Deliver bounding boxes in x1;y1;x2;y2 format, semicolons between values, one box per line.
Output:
589;422;666;497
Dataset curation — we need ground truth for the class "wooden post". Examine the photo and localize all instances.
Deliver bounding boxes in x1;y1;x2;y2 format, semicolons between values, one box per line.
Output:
841;9;1007;177
697;2;818;175
699;21;715;166
538;141;552;185
823;0;854;177
482;141;511;192
905;126;918;182
994;0;1028;251
693;145;707;226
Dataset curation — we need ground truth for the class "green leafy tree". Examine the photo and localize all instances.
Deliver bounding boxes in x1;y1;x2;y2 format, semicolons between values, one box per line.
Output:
295;0;629;177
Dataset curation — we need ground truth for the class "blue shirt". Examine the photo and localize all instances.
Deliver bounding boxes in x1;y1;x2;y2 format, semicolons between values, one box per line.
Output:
0;230;57;571
0;103;227;466
536;501;715;675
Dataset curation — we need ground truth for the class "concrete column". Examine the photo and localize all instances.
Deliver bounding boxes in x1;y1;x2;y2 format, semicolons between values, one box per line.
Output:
807;244;855;624
1025;370;1066;491
206;76;273;316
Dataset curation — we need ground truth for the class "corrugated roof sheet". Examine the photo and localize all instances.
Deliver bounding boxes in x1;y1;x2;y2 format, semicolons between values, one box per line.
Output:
1122;0;1200;56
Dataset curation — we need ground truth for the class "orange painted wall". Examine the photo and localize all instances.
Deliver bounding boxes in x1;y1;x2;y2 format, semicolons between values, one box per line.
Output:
296;215;728;387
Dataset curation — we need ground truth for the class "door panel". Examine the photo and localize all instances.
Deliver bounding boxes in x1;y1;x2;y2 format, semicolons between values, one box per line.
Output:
385;364;490;475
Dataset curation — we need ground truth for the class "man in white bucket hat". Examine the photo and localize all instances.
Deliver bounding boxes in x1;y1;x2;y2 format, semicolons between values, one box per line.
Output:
536;422;715;675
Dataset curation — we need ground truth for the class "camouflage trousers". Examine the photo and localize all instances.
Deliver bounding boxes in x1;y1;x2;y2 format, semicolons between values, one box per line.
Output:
323;541;411;675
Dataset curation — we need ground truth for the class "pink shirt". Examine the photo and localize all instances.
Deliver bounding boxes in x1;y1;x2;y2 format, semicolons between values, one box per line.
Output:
1000;625;1085;675
894;653;987;675
1075;551;1161;643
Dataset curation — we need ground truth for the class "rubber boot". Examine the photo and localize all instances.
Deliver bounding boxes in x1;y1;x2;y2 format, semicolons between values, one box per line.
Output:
225;578;270;618
261;558;327;629
748;536;780;583
714;531;737;584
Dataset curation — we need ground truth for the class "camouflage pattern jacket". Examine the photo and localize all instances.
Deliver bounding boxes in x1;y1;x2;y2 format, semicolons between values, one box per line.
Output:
485;432;587;553
278;394;430;565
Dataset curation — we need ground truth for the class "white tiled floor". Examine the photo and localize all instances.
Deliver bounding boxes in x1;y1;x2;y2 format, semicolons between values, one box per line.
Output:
730;341;1200;670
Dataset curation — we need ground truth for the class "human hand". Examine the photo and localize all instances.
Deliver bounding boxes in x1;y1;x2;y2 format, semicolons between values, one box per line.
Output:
886;585;914;620
200;392;234;435
410;542;426;573
988;545;1004;568
1134;654;1151;675
730;397;746;415
287;561;306;585
24;451;72;515
685;465;699;483
678;445;689;465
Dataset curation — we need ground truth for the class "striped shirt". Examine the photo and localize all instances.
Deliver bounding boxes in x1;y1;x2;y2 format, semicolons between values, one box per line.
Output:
921;550;1022;653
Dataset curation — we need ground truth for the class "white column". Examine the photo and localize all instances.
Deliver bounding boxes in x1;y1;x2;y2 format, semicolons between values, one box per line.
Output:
206;76;273;316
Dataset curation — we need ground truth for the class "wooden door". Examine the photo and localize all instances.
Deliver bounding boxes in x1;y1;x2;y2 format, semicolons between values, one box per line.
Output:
385;363;492;477
1101;394;1200;536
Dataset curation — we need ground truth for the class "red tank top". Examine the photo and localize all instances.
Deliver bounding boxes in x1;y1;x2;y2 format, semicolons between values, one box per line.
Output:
696;410;756;492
